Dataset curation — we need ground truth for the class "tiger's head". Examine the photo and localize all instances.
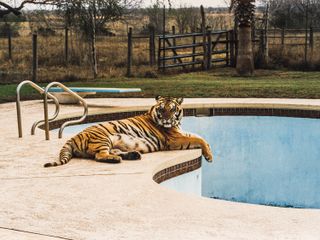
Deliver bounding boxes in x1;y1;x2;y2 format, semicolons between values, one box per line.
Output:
150;96;184;128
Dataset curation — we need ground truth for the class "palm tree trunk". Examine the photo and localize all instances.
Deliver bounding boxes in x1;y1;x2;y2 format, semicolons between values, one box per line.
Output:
236;25;254;76
233;0;255;76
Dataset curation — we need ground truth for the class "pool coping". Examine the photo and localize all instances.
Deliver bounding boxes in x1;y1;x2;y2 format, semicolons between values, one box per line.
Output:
39;100;320;185
41;100;320;185
2;98;320;239
43;101;320;131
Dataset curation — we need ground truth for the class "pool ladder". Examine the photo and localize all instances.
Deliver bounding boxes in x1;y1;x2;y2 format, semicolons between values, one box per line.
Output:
16;80;88;140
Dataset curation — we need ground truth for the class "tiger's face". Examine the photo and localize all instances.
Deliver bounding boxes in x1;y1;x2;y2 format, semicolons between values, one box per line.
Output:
150;96;184;128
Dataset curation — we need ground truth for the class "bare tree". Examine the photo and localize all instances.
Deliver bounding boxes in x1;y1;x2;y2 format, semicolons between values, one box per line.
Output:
188;8;201;32
207;14;230;30
0;0;55;18
144;1;163;34
171;6;198;34
260;0;320;28
1;0;140;78
56;0;140;78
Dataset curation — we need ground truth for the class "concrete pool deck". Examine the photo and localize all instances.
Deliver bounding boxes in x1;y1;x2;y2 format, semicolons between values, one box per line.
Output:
1;98;320;240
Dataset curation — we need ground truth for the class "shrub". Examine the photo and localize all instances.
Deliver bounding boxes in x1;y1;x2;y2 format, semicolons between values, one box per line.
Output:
0;23;20;38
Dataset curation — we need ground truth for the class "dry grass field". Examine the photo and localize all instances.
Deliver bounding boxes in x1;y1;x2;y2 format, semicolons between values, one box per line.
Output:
0;23;229;83
1;12;320;84
0;29;154;83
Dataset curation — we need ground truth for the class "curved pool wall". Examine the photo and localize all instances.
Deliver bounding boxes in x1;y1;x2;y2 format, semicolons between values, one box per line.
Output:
181;116;320;208
160;168;202;196
55;109;320;209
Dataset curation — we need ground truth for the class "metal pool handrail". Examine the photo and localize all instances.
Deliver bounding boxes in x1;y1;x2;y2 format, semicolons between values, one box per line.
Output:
16;80;60;138
44;82;88;140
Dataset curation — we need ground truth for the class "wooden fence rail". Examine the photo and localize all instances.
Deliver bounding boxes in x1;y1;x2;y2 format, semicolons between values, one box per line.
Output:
256;27;320;64
3;24;320;80
255;27;320;46
157;30;235;71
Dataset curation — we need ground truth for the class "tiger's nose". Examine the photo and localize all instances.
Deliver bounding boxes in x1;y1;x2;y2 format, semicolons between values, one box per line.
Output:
163;112;170;118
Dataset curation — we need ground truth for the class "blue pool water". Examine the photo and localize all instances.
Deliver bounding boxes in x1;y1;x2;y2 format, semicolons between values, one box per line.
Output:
62;116;320;208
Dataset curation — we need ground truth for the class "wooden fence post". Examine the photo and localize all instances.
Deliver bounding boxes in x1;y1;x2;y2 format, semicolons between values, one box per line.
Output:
32;33;38;82
304;27;308;64
149;26;155;66
172;26;176;64
234;18;239;67
126;27;132;77
192;35;196;70
304;1;309;65
171;25;176;35
207;30;212;70
229;30;235;67
259;29;265;65
7;24;12;61
264;4;269;65
281;28;285;47
226;31;229;66
65;27;69;65
200;5;207;70
157;36;161;70
310;26;314;60
309;26;313;49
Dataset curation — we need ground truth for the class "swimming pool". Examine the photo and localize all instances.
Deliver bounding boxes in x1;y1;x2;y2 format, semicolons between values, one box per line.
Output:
62;115;320;209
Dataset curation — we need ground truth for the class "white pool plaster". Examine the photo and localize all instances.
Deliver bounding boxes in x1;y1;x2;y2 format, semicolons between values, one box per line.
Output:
160;168;202;196
1;98;320;240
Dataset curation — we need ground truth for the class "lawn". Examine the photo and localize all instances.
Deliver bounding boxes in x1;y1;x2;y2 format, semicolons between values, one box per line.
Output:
2;68;320;103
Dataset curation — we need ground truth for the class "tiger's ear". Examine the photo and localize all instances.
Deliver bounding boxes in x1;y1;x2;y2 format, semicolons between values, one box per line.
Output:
176;97;184;105
155;95;162;101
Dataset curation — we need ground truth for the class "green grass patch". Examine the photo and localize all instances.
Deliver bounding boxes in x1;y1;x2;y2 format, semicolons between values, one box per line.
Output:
2;68;320;103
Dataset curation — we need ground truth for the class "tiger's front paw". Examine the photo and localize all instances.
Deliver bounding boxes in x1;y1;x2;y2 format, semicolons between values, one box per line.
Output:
204;151;213;162
203;145;213;163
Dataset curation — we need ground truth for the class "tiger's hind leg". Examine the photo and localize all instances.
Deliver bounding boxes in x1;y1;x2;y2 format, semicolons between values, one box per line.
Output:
110;149;142;161
86;137;121;164
95;151;122;164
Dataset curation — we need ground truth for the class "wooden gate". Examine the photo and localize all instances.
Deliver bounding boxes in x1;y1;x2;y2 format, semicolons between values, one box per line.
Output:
158;30;235;71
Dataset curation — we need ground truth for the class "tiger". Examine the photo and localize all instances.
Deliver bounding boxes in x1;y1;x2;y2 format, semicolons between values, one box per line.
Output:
44;96;213;167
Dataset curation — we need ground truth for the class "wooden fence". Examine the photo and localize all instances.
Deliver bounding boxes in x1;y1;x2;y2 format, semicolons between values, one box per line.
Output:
0;25;70;82
126;28;236;76
255;27;320;63
157;30;235;71
2;23;320;82
126;27;156;77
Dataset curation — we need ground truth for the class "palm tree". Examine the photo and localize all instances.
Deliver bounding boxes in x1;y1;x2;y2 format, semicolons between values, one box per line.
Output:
231;0;255;76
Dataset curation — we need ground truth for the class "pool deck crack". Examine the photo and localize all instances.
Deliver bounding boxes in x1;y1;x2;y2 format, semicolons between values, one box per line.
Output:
0;226;75;240
0;172;144;180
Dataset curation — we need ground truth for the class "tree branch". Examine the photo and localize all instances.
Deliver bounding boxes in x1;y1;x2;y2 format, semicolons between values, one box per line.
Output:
0;0;57;18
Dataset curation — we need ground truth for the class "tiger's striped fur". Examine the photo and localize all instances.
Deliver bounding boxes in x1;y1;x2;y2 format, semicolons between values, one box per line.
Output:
44;96;213;168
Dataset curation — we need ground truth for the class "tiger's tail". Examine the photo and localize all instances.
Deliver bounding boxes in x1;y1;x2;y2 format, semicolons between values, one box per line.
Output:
44;140;74;168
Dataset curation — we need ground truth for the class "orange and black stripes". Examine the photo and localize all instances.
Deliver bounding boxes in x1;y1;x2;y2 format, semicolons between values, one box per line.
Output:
43;97;187;168
44;140;73;167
